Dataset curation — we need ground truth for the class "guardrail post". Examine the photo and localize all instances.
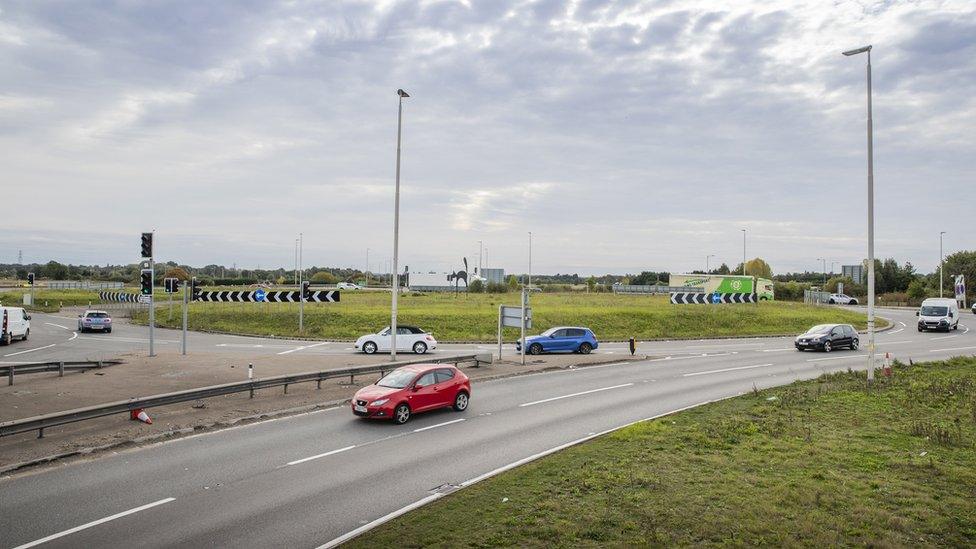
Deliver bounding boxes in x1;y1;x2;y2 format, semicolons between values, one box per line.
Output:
316;379;321;389
37;428;44;439
249;383;254;399
97;360;103;369
8;365;12;386
283;384;288;394
350;374;354;385
59;361;65;377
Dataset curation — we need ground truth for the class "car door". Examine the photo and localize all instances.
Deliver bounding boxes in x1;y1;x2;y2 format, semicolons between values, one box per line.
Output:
564;328;585;351
830;326;847;347
374;327;392;351
845;325;857;345
546;329;568;351
409;371;440;412
396;327;415;350
434;369;458;407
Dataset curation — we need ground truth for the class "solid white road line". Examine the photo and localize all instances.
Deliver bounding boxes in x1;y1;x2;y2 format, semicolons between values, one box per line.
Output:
278;341;330;355
930;335;958;341
413;418;466;433
759;348;793;353
519;383;634;408
929;346;976;353
44;322;70;330
683;363;773;377
3;344;56;357
806;355;858;362
13;497;176;549
68;332;78;341
286;445;356;466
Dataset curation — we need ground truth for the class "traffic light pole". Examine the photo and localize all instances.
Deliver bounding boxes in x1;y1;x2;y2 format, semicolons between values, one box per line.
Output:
181;279;188;355
149;257;155;357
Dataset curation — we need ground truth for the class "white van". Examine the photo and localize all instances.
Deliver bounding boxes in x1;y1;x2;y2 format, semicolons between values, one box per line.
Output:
1;306;31;345
917;298;960;332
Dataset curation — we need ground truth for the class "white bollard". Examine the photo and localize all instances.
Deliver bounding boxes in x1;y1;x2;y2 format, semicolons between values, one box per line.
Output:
248;363;253;380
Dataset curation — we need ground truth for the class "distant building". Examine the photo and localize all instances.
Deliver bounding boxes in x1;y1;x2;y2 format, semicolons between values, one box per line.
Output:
480;268;505;284
842;264;864;285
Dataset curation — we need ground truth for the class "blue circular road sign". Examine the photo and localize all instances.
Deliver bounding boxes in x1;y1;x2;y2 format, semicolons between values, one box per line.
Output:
254;289;267;302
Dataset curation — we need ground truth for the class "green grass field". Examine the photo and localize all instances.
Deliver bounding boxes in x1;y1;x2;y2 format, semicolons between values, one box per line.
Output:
131;292;882;342
352;357;976;547
0;289;101;312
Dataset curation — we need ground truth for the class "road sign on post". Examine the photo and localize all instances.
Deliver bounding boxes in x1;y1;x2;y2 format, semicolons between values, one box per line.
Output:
497;304;532;360
955;275;967;309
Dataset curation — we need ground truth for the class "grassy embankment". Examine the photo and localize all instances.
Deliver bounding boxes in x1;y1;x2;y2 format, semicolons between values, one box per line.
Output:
0;289;101;312
352;357;976;547
132;292;884;341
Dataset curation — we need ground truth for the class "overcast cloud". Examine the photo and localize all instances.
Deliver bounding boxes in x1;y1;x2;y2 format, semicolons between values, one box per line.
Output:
1;0;973;276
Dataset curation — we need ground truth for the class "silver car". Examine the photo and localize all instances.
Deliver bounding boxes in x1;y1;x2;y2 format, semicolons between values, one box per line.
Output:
827;293;858;305
78;310;113;333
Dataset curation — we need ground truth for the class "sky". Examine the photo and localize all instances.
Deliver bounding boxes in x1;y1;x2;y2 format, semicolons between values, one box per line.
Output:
1;0;973;276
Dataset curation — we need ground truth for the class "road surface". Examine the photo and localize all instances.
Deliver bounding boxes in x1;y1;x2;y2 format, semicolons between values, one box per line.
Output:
2;307;974;548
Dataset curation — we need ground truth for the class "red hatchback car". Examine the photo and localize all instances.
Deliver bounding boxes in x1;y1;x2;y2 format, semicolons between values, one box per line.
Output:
352;364;471;424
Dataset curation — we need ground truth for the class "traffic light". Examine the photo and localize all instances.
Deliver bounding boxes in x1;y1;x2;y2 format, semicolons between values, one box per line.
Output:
140;270;153;295
190;277;201;300
27;272;34;286
140;232;153;258
164;278;180;293
302;280;311;300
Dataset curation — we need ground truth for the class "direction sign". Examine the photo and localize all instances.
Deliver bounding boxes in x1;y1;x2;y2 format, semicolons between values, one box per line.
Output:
254;289;267;302
500;305;532;329
138;295;152;304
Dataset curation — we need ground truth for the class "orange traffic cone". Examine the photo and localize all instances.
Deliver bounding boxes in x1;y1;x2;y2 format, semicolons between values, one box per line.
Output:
130;408;153;424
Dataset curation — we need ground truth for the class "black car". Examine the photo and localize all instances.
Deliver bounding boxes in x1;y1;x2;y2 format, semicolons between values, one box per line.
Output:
795;324;859;352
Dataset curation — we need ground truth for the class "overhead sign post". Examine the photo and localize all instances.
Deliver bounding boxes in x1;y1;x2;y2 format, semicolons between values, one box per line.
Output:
955;275;967;309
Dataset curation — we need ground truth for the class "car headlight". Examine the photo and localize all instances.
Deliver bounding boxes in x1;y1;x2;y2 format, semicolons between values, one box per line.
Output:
371;398;389;406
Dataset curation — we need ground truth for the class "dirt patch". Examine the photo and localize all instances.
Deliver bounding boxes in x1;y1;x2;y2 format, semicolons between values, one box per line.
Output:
0;349;646;472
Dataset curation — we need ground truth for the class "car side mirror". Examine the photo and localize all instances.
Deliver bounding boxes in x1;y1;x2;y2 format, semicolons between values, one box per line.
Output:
915;311;919;316
24;315;30;320
78;314;82;318
412;385;422;391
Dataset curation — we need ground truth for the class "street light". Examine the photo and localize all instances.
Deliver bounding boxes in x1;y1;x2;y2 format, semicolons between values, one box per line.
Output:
817;257;826;285
366;248;370;287
706;254;715;273
940;231;946;297
478;240;483;277
391;88;409;360
843;44;875;382
741;229;746;275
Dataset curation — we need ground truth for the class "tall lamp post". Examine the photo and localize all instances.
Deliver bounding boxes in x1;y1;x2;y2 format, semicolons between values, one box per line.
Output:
939;231;946;297
478;240;483;277
706;254;715;273
391;88;409;360
818;257;826;286
741;229;747;275
843;44;875;382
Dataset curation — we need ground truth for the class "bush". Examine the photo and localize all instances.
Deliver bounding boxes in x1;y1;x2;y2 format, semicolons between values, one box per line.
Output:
486;282;509;293
468;279;484;293
310;271;338;284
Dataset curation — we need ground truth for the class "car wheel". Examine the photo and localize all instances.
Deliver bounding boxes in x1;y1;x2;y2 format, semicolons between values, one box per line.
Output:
578;342;592;354
823;341;832;353
529;343;543;355
2;333;10;345
22;329;29;341
106;327;112;333
918;326;924;332
394;403;411;424
851;338;859;350
828;299;835;304
453;391;469;412
850;299;858;305
362;341;377;355
413;341;428;354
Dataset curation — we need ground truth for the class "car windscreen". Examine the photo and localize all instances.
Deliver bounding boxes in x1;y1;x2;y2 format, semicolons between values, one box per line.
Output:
540;328;558;336
920;306;948;316
804;324;832;334
377;369;417;389
87;312;109;318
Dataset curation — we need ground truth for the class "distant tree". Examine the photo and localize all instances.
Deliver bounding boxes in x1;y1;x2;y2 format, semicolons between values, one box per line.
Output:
310;271;338;284
276;275;287;285
907;279;927;301
163;267;190;281
507;275;520;291
586;276;596;292
710;263;731;275
742;258;772;279
468;279;484;293
825;276;855;293
43;260;68;280
940;251;976;300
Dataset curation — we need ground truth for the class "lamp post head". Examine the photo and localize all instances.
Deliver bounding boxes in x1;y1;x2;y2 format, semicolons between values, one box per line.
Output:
842;45;872;56
397;89;410;98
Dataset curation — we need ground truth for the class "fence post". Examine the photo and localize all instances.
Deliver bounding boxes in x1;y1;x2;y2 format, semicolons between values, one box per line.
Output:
8;365;13;386
59;361;65;377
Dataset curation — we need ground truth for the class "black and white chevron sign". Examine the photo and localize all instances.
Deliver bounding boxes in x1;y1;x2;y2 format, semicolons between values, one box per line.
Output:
670;292;758;304
99;291;141;303
194;290;340;303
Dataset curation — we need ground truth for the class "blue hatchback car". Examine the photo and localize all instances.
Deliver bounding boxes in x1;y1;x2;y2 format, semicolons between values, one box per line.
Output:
516;326;599;355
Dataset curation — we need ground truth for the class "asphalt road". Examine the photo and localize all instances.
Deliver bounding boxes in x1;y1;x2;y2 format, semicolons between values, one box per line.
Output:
2;307;974;548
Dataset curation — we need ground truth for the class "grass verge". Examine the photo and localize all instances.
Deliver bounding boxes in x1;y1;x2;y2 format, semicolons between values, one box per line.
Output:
131;293;882;342
351;357;976;547
0;289;101;312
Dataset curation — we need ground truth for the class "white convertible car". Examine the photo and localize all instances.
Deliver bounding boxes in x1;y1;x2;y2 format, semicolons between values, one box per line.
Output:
355;325;438;355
